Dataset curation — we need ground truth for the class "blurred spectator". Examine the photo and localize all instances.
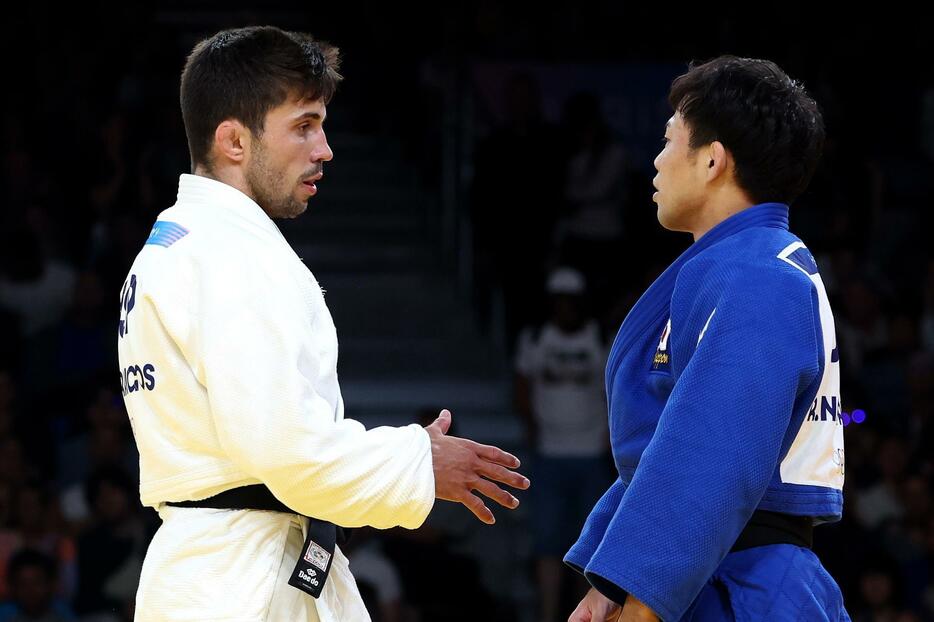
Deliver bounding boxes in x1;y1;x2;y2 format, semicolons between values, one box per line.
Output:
514;268;611;622
859;313;915;432
921;516;934;620
852;554;905;622
73;469;147;621
57;387;138;531
87;112;132;226
380;409;513;621
0;484;76;603
48;272;113;396
882;475;934;613
471;72;561;347
0;314;20;373
0;549;74;622
0;228;75;341
0;440;35;490
816;248;859;302
837;278;888;376
856;437;909;531
354;581;383;622
0;116;46;210
345;529;403;622
0;372;14;440
555;92;628;317
58;426;137;533
920;259;934;354
0;485;12;534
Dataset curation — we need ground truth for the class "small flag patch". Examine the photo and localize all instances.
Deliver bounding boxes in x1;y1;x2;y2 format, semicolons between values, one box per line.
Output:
146;221;189;248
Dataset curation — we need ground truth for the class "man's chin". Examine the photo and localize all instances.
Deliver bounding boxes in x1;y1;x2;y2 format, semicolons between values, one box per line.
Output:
283;202;308;219
267;200;308;220
655;205;677;231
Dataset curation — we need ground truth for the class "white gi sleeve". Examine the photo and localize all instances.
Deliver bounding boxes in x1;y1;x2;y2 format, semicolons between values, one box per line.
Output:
190;247;435;529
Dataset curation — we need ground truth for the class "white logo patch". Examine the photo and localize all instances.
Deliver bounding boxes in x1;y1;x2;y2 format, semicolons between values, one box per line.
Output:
303;541;331;572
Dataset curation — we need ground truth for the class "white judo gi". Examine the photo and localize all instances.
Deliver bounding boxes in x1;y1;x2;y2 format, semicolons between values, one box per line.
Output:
116;174;436;621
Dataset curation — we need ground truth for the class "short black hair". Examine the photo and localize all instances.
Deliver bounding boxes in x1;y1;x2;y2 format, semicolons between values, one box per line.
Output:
180;25;342;170
668;55;825;205
7;549;56;583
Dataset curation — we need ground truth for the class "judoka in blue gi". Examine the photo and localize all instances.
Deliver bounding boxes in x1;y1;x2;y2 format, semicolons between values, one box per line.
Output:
566;56;851;622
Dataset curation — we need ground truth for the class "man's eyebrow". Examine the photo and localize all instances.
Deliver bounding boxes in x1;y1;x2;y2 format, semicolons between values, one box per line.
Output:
293;111;325;122
666;119;672;129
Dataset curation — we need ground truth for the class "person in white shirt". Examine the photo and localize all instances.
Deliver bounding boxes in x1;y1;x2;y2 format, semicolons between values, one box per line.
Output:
514;268;611;622
117;26;528;622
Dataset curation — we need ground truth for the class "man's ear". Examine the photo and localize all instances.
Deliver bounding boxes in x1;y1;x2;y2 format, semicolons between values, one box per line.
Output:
705;141;729;182
212;120;249;165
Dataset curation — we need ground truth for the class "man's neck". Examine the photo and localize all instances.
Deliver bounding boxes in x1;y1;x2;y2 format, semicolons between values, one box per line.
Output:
690;190;754;241
193;165;255;203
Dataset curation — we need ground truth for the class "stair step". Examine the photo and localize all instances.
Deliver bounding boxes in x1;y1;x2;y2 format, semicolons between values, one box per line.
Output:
322;161;420;187
267;132;511;414
352;409;524;447
337;337;504;375
291;242;436;273
340;377;512;416
284;213;424;238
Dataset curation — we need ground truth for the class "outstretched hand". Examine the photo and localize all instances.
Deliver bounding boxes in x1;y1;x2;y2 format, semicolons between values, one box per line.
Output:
425;409;530;524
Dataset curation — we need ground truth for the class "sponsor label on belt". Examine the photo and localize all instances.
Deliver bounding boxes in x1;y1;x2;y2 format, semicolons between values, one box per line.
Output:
288;519;337;598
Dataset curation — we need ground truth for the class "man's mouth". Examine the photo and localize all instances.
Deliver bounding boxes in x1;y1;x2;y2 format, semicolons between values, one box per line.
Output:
301;173;323;194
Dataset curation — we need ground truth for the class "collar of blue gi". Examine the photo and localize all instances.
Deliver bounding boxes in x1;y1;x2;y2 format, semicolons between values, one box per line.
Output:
606;202;790;373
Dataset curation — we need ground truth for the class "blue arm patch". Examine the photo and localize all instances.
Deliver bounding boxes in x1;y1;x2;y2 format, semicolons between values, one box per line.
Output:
785;248;819;275
145;221;190;248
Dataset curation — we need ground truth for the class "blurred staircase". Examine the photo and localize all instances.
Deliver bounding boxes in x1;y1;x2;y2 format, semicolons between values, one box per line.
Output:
277;131;522;444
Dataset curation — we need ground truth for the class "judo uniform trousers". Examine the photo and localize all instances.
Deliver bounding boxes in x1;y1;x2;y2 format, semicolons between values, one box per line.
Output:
117;174;435;621
566;203;851;621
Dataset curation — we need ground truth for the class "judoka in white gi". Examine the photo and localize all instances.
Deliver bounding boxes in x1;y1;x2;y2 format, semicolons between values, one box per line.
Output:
117;26;528;622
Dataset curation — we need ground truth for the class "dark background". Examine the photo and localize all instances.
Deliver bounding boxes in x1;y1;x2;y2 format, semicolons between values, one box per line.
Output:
0;3;931;621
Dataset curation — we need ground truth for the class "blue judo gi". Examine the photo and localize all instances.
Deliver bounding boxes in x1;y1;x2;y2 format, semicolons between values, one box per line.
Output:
565;203;851;621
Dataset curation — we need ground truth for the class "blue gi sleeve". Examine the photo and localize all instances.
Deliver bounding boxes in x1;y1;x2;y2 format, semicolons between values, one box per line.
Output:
564;477;627;572
583;265;822;621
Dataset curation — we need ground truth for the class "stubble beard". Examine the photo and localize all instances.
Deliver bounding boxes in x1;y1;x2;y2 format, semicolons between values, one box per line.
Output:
246;140;307;219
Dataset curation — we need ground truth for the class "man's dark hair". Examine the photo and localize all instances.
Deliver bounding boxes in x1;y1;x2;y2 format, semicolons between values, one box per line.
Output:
180;25;342;171
7;549;57;583
668;55;824;205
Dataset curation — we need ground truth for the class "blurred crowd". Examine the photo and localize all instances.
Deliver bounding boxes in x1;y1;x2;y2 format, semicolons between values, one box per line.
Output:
0;6;932;621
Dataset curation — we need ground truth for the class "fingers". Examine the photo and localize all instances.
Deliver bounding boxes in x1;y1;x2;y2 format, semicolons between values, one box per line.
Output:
593;598;618;621
474;442;520;468
430;431;527;523
461;491;494;525
426;409;452;435
471;477;519;510
437;409;452;434
568;601;592;622
477;461;530;491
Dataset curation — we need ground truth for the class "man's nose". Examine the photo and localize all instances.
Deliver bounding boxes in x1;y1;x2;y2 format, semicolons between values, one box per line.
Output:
314;130;334;162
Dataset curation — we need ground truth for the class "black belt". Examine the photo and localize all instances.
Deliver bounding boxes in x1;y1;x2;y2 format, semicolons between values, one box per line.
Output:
730;509;813;553
166;484;350;598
